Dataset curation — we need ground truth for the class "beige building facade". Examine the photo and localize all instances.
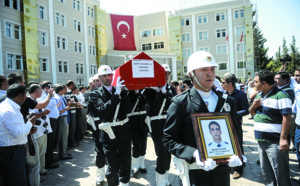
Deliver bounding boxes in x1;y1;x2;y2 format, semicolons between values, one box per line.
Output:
0;0;256;85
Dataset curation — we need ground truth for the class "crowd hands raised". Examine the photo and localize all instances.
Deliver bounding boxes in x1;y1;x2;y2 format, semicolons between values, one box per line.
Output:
0;50;298;186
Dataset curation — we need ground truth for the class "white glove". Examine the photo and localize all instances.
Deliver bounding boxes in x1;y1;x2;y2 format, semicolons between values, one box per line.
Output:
115;76;125;95
193;150;217;171
228;155;243;167
159;85;167;93
150;87;160;92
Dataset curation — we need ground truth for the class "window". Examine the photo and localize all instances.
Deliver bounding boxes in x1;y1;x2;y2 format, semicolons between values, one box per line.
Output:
57;36;67;50
55;12;66;26
182;33;191;42
76;63;84;74
5;21;21;40
39;57;49;72
154;42;164;49
198;47;209;52
74;41;83;53
73;0;81;11
216;12;226;21
182;49;191;58
153;28;163;36
235;26;245;36
181;17;190;26
92;27;95;37
6;53;22;70
73;19;82;32
4;0;20;10
237;61;246;69
90;65;97;75
58;60;68;73
217;45;227;55
219;62;227;70
234;9;244;19
198;14;207;24
216;28;226;38
141;30;151;37
142;43;152;51
88;7;95;17
38;4;46;20
89;45;96;56
38;31;47;46
236;43;246;53
198;31;208;40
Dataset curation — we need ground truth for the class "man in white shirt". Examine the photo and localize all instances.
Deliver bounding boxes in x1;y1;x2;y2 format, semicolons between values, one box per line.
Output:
0;84;37;186
0;75;9;98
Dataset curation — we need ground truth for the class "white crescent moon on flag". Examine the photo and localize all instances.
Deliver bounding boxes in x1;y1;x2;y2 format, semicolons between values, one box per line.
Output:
117;21;130;33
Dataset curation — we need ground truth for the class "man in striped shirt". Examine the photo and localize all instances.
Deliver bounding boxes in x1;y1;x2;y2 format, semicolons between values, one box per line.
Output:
249;69;292;186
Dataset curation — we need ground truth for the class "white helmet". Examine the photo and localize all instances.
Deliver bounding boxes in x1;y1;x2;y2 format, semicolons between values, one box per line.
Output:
98;65;113;75
187;51;218;74
89;77;94;83
161;64;171;72
93;74;100;80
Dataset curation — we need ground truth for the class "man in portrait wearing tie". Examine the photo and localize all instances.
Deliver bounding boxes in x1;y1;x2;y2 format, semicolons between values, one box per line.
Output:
207;121;229;148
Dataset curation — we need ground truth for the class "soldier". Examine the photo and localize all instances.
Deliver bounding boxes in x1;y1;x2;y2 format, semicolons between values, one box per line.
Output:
163;51;243;186
143;64;176;186
90;65;132;186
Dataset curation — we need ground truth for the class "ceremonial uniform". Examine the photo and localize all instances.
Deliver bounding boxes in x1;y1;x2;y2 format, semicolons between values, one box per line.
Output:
91;86;132;185
163;87;237;186
208;141;229;148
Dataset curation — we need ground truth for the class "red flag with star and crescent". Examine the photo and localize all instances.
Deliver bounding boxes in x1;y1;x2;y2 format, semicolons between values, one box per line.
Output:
110;14;136;51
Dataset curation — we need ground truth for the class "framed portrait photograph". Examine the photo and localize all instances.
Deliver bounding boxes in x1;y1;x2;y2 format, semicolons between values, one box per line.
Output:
191;112;242;164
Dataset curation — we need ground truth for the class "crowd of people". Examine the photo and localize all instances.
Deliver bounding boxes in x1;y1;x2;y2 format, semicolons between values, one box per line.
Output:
0;50;298;186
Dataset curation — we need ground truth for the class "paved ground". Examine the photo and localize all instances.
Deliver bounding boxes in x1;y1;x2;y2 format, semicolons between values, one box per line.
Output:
1;114;299;185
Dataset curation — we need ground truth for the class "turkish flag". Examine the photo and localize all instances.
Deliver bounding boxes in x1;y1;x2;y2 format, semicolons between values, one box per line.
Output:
110;14;136;51
240;31;243;42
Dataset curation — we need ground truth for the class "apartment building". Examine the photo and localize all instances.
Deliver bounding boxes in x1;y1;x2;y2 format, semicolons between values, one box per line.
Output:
0;0;256;85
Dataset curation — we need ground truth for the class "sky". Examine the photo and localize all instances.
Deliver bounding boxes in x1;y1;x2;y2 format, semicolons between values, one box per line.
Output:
100;0;300;58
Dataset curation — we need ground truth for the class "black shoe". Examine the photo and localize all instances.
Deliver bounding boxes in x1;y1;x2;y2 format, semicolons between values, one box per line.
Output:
96;180;104;186
132;170;139;178
248;117;254;120
40;169;52;175
45;163;59;169
40;176;45;182
139;168;147;173
60;155;73;160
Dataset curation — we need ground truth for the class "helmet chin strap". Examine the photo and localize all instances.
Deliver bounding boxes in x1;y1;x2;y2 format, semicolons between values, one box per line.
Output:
191;71;210;91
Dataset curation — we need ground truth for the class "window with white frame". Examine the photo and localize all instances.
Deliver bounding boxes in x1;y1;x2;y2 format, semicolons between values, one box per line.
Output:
73;0;81;11
218;62;227;70
74;41;83;53
39;57;49;72
198;46;209;52
89;45;96;56
57;36;67;50
55;12;65;26
73;19;82;32
181;17;190;26
197;14;208;24
216;28;226;38
182;33;191;42
88;7;94;17
198;31;208;40
6;53;22;70
216;12;226;21
237;61;246;69
4;0;20;10
235;26;245;36
142;43;152;51
217;45;227;55
153;28;163;36
88;26;91;35
154;42;164;49
38;30;47;46
90;65;97;75
38;4;46;20
141;30;151;37
182;49;191;58
58;60;68;73
5;21;21;40
76;63;84;74
234;9;244;19
92;27;95;37
236;43;246;53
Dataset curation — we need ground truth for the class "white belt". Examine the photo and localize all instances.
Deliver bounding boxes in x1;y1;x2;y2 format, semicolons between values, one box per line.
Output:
127;111;147;117
108;118;129;127
150;115;167;121
188;162;201;170
70;110;76;114
94;117;100;121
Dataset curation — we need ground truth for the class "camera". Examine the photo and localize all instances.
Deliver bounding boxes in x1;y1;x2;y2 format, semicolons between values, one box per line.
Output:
280;54;292;63
48;84;52;89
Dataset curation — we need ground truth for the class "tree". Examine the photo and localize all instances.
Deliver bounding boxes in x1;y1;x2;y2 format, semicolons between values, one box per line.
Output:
266;46;282;72
290;36;300;72
253;27;272;71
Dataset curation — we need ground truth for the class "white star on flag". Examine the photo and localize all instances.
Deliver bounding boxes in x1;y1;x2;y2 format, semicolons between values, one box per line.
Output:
121;33;127;39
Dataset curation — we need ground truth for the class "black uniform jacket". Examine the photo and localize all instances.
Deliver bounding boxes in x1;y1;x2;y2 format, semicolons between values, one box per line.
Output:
90;86;132;143
128;90;147;129
163;87;237;164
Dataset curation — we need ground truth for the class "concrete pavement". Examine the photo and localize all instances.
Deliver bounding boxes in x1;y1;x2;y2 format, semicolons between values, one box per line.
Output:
35;114;300;185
